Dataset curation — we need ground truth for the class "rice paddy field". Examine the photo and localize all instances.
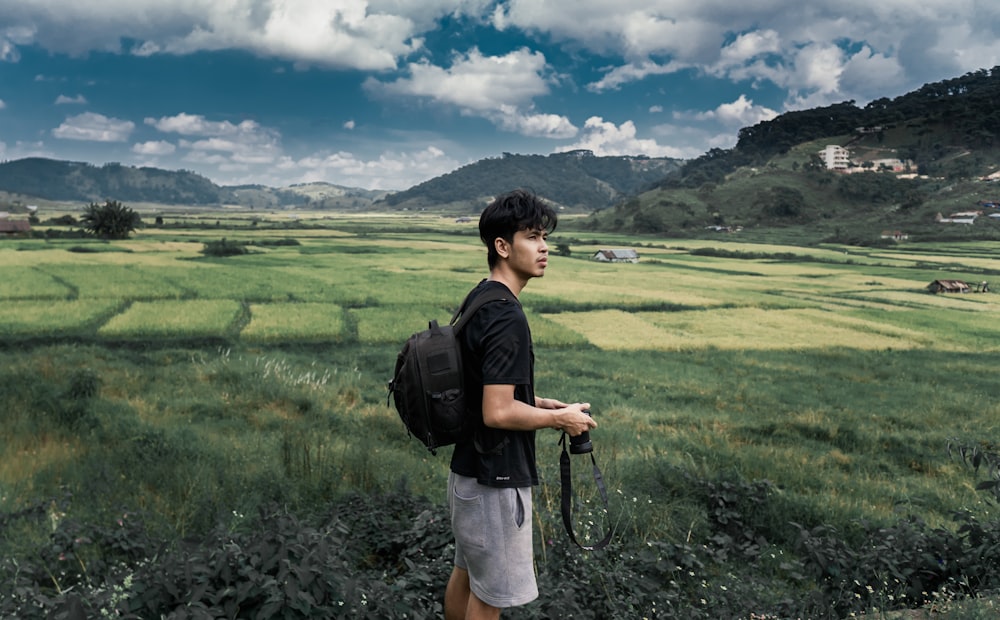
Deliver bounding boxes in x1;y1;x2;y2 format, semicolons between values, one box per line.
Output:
2;212;1000;563
3;215;998;353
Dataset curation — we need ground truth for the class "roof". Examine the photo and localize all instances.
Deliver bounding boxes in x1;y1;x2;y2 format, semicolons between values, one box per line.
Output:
0;219;31;233
594;248;639;260
928;279;969;291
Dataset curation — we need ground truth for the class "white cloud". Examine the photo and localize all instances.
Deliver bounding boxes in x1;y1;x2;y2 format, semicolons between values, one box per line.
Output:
145;113;265;138
132;140;176;156
0;0;448;71
587;59;686;92
497;1;1000;105
0;99;6;110
366;47;575;138
677;94;778;127
291;145;460;190
52;112;135;142
144;112;284;176
557;116;687;158
55;94;87;105
491;107;577;139
343;120;356;130
368;47;550;111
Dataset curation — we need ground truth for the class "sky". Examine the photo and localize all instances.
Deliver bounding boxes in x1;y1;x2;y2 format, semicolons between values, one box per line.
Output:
1;1;998;191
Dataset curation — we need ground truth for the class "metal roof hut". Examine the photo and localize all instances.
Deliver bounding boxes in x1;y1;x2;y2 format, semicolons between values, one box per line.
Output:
927;279;970;294
592;248;639;263
0;219;31;236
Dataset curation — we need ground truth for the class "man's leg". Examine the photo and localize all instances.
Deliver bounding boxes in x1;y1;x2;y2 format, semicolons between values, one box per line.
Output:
445;566;501;620
445;567;470;620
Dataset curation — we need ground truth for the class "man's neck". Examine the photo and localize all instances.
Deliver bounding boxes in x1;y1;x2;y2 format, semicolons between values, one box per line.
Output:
487;269;526;298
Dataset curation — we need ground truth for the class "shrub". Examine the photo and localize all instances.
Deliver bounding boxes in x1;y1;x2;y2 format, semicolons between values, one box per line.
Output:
201;238;249;257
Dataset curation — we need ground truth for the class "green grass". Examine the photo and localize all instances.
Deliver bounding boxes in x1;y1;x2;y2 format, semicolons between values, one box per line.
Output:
4;219;1000;617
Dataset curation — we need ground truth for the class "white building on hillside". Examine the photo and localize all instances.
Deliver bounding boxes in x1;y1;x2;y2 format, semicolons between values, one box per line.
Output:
819;145;851;170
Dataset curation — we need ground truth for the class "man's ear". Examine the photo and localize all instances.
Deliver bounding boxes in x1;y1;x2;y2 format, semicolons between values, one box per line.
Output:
493;237;510;259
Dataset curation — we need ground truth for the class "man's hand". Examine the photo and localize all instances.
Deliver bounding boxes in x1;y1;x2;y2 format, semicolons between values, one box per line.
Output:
545;400;596;437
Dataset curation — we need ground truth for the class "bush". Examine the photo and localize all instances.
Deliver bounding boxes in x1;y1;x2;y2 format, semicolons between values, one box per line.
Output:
201;238;249;257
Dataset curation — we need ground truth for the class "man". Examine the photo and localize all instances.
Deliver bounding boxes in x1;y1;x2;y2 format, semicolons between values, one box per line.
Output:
444;189;597;620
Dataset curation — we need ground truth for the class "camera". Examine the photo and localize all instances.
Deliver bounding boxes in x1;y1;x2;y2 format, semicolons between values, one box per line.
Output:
569;410;593;454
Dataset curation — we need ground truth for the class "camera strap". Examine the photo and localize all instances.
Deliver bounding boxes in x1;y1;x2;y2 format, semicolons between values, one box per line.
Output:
558;433;613;550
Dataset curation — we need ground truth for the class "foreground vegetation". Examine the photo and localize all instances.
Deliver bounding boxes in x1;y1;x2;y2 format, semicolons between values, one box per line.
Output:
3;214;1000;617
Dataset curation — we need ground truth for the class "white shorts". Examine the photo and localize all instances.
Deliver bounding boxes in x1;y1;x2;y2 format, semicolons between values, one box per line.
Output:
449;472;538;608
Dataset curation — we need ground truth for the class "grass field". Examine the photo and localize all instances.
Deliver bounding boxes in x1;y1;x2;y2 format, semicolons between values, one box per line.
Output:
2;215;1000;617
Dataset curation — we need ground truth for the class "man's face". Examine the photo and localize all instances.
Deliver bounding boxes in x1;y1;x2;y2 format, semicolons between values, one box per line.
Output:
506;227;549;279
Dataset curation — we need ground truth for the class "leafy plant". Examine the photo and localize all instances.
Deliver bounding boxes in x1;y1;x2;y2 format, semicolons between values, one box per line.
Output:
79;200;142;240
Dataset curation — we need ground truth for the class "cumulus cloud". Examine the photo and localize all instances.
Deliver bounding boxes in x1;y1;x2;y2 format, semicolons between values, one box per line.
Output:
676;95;778;127
368;47;550;111
366;47;576;138
55;94;87;105
52;112;134;142
291;145;461;190
0;99;6;110
143;112;284;175
497;0;1000;105
0;0;447;70
132;140;176;156
556;116;687;158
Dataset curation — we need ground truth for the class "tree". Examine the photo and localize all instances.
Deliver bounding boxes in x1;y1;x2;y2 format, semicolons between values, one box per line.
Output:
80;200;141;239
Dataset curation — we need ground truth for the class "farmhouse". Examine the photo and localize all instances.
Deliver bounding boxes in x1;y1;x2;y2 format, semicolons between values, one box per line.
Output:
592;248;639;263
0;219;31;236
927;279;970;294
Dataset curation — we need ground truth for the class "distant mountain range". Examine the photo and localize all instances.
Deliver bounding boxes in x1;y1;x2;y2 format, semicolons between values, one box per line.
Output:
0;150;682;214
0;158;390;210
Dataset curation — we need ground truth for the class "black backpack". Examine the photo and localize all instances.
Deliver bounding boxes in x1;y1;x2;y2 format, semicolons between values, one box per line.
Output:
388;285;516;454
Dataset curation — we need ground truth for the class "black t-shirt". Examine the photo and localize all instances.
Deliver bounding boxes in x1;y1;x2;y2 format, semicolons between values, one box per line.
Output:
449;280;538;488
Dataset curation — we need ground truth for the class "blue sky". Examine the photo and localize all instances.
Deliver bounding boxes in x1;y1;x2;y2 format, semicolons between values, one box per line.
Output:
1;1;997;190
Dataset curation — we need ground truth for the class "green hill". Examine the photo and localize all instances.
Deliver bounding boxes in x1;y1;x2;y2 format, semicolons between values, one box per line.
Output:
376;150;683;213
582;67;1000;244
0;159;391;210
0;158;231;205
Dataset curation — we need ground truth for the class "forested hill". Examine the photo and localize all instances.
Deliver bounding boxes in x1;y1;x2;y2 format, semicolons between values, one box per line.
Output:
376;151;683;213
584;66;1000;243
0;158;232;205
0;158;386;209
661;66;1000;188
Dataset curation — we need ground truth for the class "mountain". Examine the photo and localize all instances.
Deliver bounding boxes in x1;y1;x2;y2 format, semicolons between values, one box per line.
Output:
0;151;680;213
376;150;683;213
583;66;1000;243
0;158;231;205
227;182;391;210
0;158;389;209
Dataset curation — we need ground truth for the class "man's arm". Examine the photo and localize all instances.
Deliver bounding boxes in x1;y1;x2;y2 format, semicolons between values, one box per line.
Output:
482;384;596;436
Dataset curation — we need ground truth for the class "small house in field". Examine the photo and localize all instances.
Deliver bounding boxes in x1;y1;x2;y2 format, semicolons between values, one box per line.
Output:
592;248;639;263
927;279;970;294
0;219;31;236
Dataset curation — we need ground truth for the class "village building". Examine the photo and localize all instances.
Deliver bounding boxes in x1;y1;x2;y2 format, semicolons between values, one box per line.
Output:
927;279;970;294
818;145;851;170
592;248;639;263
0;218;31;236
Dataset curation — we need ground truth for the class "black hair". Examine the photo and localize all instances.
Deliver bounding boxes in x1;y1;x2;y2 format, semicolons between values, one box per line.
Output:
479;189;558;269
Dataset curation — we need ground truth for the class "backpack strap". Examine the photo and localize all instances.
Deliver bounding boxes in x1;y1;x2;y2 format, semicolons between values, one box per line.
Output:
449;282;520;333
